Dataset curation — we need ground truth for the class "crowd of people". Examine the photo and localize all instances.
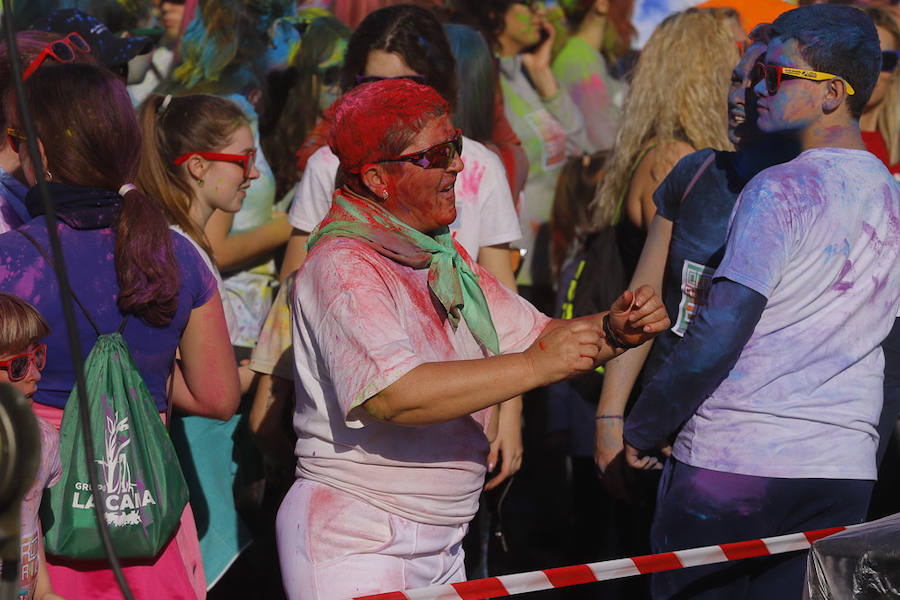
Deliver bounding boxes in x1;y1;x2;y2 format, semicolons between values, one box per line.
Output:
0;0;898;599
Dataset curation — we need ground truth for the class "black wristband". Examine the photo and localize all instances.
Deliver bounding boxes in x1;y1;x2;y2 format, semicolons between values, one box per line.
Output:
603;313;641;350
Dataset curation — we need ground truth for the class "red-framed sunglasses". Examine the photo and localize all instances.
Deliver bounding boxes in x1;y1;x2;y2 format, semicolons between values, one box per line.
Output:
379;129;463;170
173;150;257;180
22;32;91;81
0;344;46;382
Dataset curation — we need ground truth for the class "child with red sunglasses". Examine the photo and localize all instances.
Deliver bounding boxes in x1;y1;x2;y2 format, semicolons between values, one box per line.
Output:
0;293;62;600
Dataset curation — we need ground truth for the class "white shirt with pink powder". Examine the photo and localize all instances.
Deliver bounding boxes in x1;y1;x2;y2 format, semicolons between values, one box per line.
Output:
291;237;549;525
288;136;522;259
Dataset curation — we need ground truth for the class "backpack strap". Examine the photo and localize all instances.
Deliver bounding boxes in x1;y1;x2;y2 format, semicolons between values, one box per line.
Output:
680;152;716;205
17;229;102;336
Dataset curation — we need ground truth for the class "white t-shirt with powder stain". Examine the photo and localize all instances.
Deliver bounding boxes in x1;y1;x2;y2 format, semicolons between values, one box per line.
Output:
674;148;900;480
291;236;549;525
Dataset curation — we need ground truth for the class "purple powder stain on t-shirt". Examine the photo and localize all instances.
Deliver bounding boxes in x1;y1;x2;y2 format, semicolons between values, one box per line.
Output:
833;259;854;292
12;264;41;299
872;273;889;303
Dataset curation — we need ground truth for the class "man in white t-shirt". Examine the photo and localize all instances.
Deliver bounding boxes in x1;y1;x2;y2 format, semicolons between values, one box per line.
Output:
623;6;900;599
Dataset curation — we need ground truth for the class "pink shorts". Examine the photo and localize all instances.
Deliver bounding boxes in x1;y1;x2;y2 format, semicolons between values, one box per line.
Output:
276;479;467;600
33;402;206;599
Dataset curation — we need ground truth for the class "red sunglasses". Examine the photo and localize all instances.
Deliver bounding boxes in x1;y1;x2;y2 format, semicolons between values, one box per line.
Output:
23;33;91;81
0;344;46;382
751;62;856;96
173;150;257;180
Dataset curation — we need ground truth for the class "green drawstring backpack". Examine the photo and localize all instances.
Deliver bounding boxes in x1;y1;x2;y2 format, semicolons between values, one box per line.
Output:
21;230;188;559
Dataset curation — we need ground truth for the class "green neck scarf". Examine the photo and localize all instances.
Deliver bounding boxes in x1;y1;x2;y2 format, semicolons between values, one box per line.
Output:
307;188;500;355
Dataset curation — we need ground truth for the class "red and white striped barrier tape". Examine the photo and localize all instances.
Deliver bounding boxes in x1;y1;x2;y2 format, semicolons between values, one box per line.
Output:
354;524;856;600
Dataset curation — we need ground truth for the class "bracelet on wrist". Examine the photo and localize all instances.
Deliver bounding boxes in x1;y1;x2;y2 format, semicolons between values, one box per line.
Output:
603;313;641;350
595;415;623;420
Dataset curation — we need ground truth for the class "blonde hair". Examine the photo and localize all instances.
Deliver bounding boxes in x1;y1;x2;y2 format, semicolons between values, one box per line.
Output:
863;6;900;165
592;7;739;228
0;293;50;355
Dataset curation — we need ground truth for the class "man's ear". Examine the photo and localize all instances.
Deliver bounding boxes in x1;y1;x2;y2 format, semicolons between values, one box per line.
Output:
360;164;390;200
822;78;849;114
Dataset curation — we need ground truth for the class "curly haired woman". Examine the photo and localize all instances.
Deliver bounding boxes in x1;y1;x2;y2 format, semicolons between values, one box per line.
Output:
591;7;742;273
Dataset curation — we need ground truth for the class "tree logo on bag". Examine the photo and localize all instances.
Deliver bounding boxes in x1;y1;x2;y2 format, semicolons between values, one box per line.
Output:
70;411;157;524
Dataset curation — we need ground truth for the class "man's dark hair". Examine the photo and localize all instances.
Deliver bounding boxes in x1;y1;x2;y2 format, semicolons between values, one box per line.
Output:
771;4;881;119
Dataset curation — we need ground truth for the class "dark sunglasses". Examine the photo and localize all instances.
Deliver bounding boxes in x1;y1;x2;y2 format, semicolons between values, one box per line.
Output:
750;62;855;96
6;128;26;153
23;32;91;81
883;50;900;73
0;344;46;382
174;150;258;180
382;129;463;170
353;74;426;87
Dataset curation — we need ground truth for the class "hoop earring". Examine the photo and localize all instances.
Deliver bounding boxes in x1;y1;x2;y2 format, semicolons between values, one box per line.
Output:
381;190;388;200
46;170;52;182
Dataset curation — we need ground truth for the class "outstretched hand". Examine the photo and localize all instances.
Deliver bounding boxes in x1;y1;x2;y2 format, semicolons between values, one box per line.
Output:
607;285;669;348
525;318;602;387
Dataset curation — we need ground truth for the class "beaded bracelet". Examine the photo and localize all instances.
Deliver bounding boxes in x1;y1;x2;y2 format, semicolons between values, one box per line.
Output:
602;313;641;350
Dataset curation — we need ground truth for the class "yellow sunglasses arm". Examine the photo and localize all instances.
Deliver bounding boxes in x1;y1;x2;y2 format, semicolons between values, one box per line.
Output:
780;66;856;95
